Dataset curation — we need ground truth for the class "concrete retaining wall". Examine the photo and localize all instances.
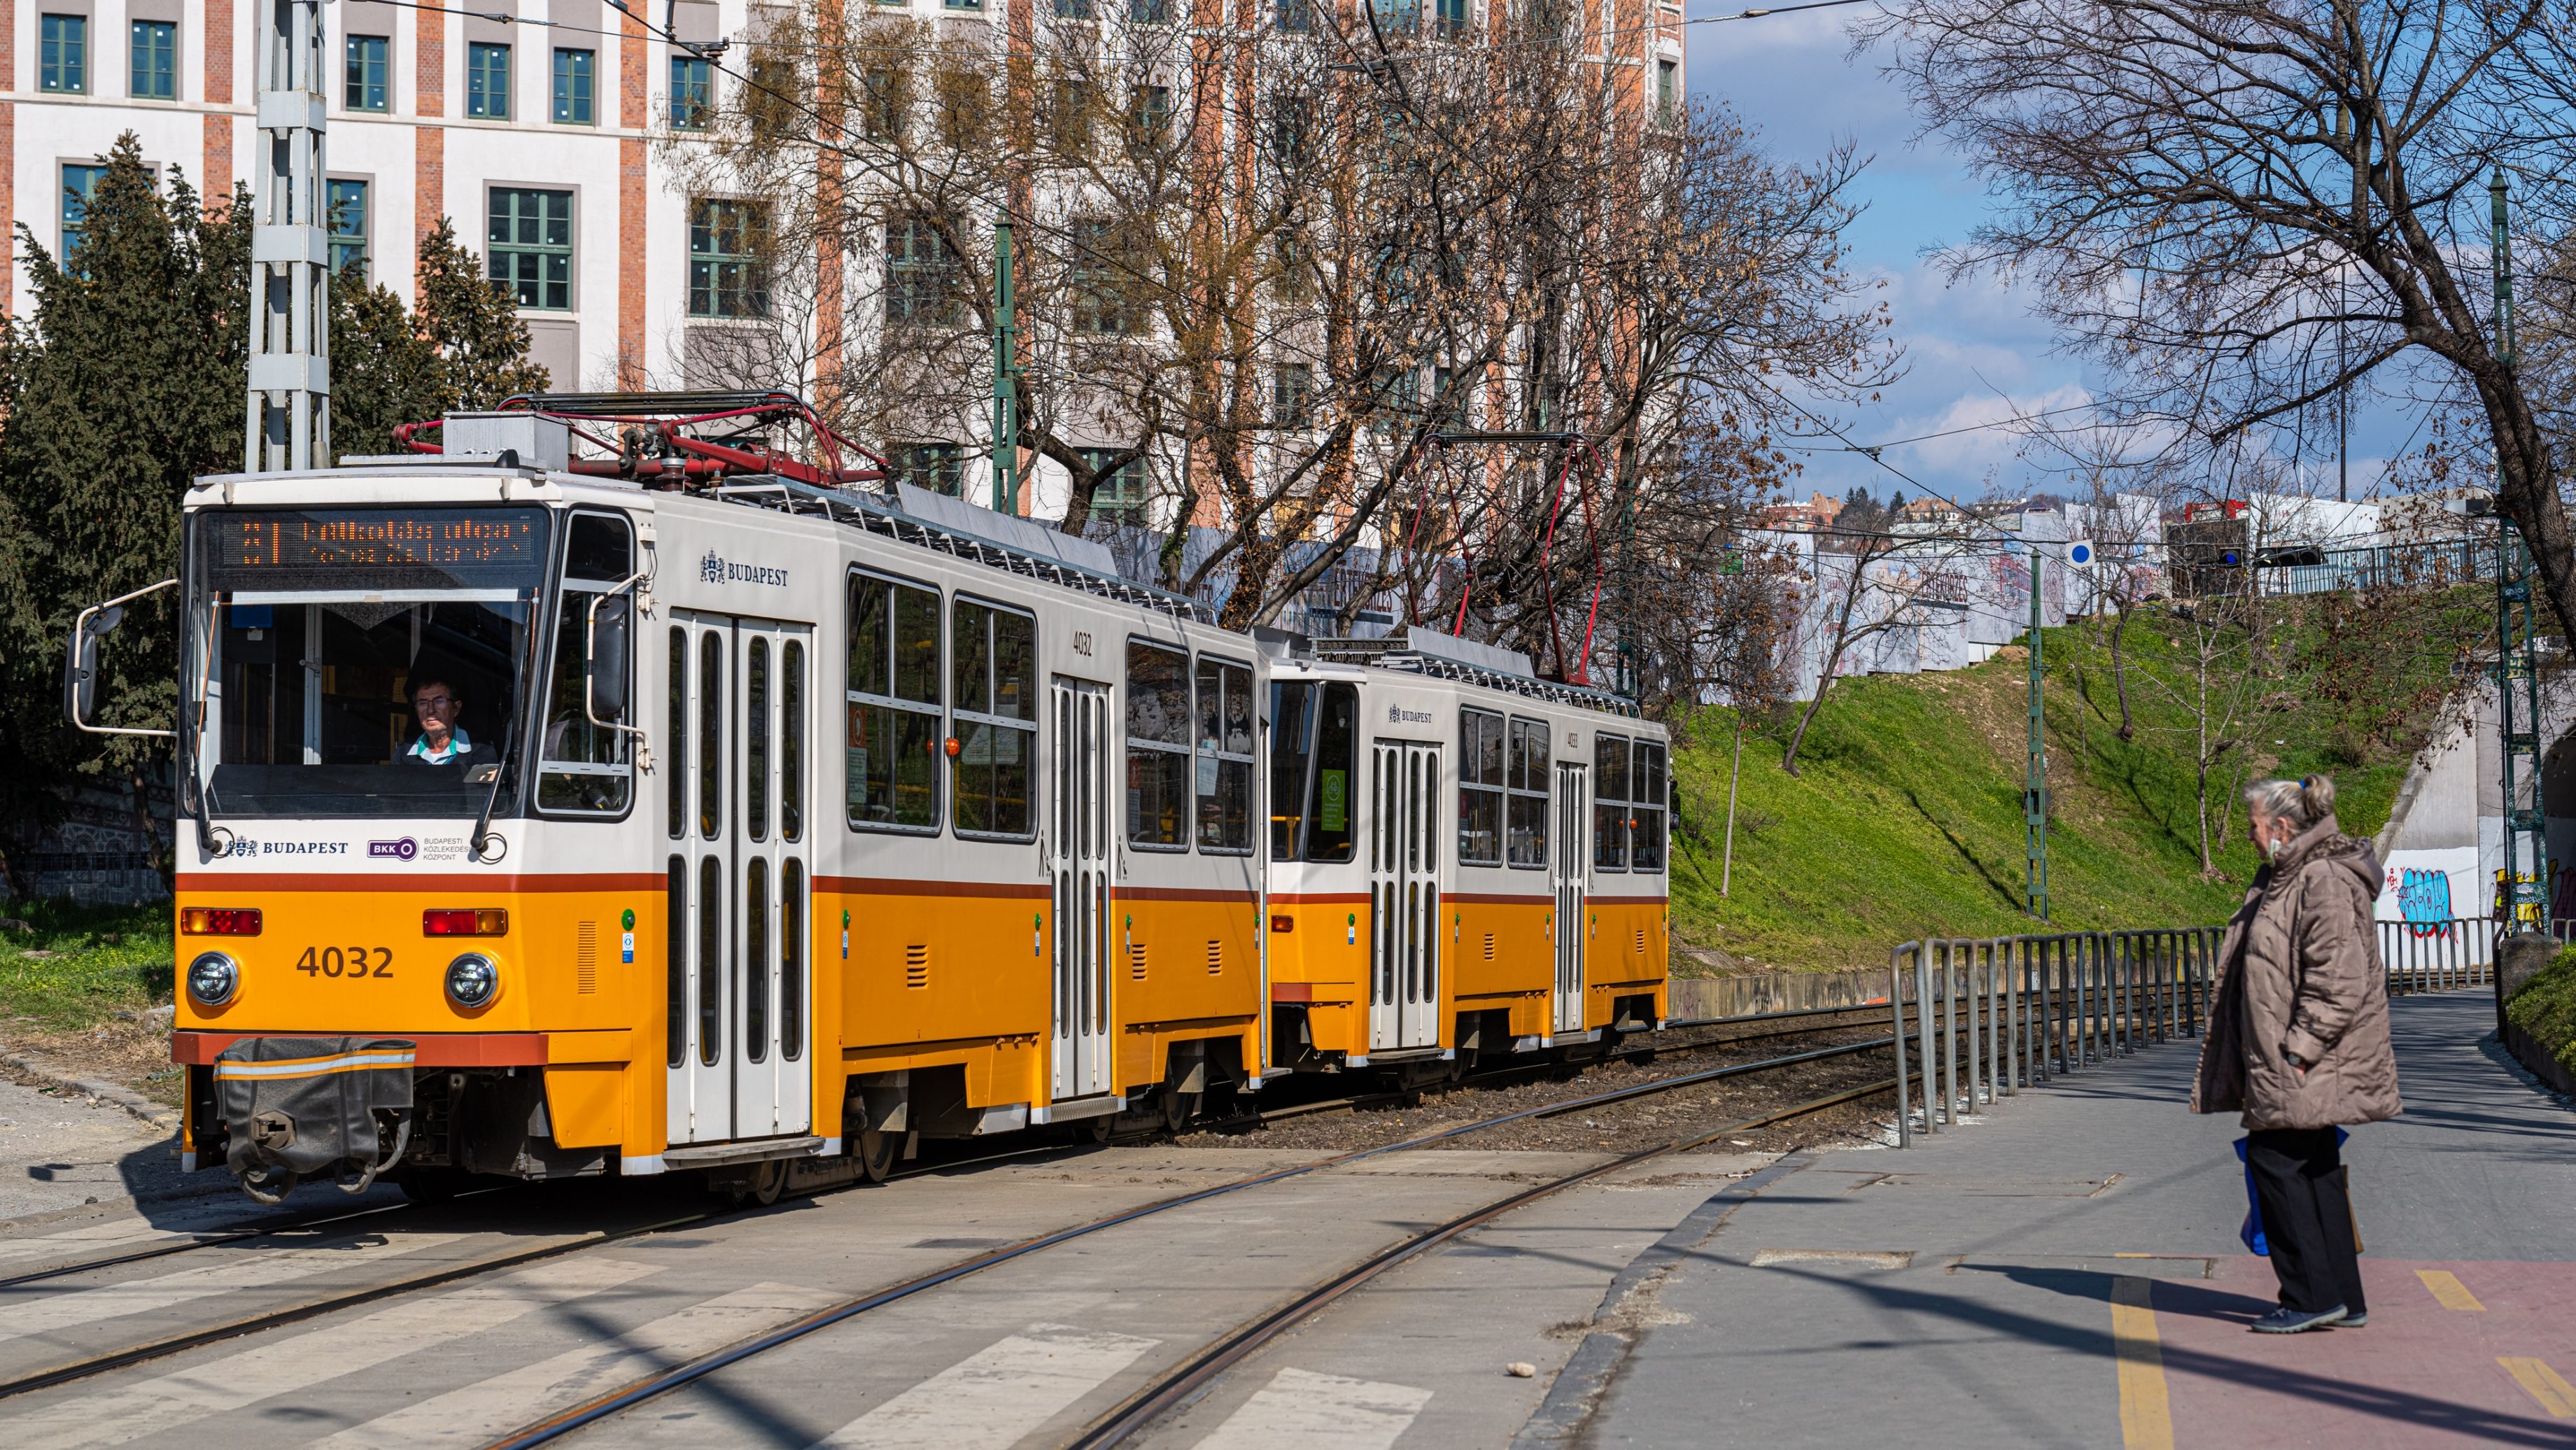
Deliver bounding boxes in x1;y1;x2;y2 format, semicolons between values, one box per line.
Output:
1669;969;1892;1021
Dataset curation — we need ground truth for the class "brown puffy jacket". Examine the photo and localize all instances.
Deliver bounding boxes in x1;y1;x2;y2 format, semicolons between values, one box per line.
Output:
2190;814;2402;1129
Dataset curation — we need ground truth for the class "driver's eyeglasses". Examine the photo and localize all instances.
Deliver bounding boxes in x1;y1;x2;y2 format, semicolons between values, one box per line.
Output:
414;695;458;712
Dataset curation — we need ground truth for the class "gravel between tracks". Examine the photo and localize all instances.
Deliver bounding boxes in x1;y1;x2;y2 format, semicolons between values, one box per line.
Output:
1176;1027;1904;1155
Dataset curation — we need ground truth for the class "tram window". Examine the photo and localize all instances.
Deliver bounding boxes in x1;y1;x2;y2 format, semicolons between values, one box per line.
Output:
846;570;942;832
952;598;1036;839
1507;717;1550;868
782;859;805;1058
781;640;805;842
745;856;770;1062
1269;680;1315;859
1593;732;1631;871
193;505;547;819
666;627;687;838
1195;656;1254;853
697;854;722;1066
1126;640;1190;849
537;513;636;816
747;637;770;840
1631;738;1668;872
1305;682;1357;862
698;631;724;838
1458;708;1503;866
666;856;687;1068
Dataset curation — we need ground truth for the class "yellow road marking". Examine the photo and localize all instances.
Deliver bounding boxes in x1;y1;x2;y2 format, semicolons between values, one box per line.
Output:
2111;1275;2174;1450
2114;1252;2153;1258
2418;1269;2486;1312
2500;1358;2576;1418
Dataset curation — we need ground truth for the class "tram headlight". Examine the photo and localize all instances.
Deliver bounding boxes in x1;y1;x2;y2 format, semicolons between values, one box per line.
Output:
185;952;239;1008
444;952;501;1011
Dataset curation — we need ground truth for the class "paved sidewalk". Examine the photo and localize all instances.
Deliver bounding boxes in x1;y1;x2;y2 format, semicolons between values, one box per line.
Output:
1579;991;2576;1448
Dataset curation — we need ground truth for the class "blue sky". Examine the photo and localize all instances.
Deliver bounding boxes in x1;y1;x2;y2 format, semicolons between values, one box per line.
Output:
1694;9;2423;508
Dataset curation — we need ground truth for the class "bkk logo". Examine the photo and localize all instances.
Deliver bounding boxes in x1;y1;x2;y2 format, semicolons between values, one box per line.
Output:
700;549;789;587
368;838;418;861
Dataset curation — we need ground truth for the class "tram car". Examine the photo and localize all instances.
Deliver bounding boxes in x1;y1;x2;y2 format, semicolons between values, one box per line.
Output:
1261;633;1670;1083
79;392;1666;1204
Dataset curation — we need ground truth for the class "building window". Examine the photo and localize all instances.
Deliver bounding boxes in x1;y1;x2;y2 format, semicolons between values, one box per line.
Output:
1126;641;1190;850
1278;0;1316;32
1593;733;1630;871
1055;0;1094;14
1076;448;1147;523
130;20;175;100
1069;217;1138;336
488;187;572;310
1196;656;1254;853
689;199;770;318
1436;0;1467;35
328;179;369;280
1656;59;1678;125
945;0;982;9
1507;717;1550;867
951;598;1036;839
889;443;963;497
466;42;512;119
41;15;87;94
61;163;108;258
1459;708;1504;866
670;55;712;129
552;48;596;124
1371;0;1421;31
1129;83;1170;136
886;215;962;327
1273;363;1314;427
845;570;943;832
346;34;390;111
1129;0;1167;20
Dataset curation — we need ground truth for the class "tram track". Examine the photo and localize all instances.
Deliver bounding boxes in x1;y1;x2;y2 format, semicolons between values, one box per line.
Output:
469;1042;1906;1449
0;1011;1912;1410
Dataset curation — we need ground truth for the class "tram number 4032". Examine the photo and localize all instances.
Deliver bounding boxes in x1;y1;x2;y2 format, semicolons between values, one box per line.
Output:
296;946;393;979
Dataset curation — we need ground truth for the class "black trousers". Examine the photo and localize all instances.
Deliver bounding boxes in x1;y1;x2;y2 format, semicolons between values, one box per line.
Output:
2246;1126;2365;1314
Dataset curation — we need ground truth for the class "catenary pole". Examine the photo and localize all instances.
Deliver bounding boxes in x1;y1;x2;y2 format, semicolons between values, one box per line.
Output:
248;0;331;470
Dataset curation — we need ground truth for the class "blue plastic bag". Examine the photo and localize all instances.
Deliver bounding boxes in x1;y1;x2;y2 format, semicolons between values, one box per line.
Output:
2234;1129;2349;1256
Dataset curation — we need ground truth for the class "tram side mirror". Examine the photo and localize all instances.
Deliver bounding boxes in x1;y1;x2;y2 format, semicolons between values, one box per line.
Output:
586;595;631;722
63;605;124;726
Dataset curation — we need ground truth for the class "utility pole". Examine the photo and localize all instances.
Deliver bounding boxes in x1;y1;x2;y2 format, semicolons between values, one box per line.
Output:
2025;534;2049;921
248;0;331;470
990;218;1020;515
2489;169;2549;934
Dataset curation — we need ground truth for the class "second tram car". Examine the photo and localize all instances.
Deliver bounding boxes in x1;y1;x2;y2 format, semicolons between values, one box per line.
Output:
99;396;1667;1202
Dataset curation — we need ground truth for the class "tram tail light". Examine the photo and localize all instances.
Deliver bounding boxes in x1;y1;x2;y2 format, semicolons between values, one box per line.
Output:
423;909;509;937
181;908;262;936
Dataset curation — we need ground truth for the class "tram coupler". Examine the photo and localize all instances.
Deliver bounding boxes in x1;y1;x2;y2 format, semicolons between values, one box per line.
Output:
213;1036;418;1204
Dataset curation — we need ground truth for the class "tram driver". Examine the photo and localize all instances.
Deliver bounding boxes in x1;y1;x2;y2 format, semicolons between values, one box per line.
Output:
404;676;474;765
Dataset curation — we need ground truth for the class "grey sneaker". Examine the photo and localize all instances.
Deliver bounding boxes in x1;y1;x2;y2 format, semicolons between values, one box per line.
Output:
2331;1310;2367;1328
2252;1305;2348;1334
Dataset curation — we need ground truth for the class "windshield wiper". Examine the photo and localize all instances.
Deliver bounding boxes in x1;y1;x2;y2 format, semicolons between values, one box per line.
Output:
467;720;516;862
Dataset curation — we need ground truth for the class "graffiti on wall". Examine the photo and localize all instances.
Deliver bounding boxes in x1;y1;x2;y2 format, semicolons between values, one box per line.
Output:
2392;866;2456;938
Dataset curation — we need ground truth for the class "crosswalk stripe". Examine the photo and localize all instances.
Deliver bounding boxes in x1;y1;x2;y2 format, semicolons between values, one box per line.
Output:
0;1232;466;1346
1194;1367;1434;1450
0;1220;202;1266
2;1257;665;1450
815;1323;1160;1449
312;1281;844;1450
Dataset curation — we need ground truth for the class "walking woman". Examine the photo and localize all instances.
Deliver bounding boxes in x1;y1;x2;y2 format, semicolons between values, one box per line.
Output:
2192;774;2402;1334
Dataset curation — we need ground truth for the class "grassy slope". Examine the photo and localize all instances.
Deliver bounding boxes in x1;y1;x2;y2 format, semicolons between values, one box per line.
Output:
1669;586;2484;973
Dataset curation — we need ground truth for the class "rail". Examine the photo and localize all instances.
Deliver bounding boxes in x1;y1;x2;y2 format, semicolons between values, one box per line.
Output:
2379;916;2495;993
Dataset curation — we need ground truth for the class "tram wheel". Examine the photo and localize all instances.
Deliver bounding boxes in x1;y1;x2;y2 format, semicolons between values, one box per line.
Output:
1160;1087;1202;1134
857;1129;897;1185
1086;1113;1116;1145
722;1157;787;1208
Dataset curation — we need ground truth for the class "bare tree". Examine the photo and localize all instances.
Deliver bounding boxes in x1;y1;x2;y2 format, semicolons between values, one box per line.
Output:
1778;523;1978;774
1869;0;2576;637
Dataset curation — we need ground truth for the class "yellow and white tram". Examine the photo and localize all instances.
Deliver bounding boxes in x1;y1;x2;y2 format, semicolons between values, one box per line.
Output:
1262;636;1670;1082
104;396;1665;1202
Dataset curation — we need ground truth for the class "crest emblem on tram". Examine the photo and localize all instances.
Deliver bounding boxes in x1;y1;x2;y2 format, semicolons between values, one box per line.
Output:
701;549;724;584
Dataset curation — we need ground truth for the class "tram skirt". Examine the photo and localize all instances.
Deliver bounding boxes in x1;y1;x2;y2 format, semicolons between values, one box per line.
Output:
213;1037;418;1203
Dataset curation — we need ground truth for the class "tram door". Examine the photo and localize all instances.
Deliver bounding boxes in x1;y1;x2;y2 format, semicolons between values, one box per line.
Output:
1551;761;1588;1036
670;614;814;1147
1368;740;1442;1052
1050;677;1114;1104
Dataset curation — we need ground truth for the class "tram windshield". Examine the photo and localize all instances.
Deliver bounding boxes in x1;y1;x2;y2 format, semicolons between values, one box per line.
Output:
185;507;551;818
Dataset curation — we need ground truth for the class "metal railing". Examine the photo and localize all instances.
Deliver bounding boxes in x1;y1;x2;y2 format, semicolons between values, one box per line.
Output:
1888;929;2223;1148
2379;917;2495;993
1885;919;2499;1146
